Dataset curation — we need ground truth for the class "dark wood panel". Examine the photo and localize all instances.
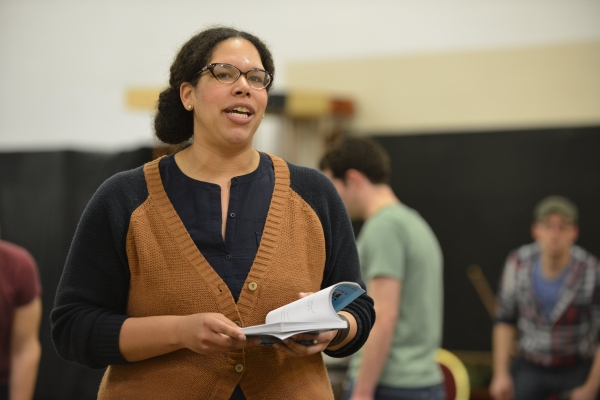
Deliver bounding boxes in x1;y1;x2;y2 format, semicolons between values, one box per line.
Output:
371;126;600;351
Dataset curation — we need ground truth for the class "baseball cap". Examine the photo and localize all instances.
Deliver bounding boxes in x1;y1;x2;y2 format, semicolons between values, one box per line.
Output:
533;195;578;224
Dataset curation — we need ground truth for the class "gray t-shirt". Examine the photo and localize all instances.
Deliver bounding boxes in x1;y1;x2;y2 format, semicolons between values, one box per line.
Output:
348;203;444;388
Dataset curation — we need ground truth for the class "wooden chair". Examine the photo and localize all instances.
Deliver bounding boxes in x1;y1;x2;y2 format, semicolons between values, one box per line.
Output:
436;349;471;400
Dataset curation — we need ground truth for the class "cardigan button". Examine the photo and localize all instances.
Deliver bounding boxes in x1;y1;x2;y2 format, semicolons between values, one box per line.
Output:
235;364;244;373
248;282;258;291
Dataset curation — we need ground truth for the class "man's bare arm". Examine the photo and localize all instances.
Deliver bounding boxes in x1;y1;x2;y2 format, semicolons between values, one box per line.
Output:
10;297;42;400
569;347;600;400
489;322;516;400
351;277;400;399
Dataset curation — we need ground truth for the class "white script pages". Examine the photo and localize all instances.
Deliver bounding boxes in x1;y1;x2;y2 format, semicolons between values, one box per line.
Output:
240;281;365;340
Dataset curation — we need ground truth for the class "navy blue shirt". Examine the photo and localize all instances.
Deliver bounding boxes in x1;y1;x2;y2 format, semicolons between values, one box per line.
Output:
160;152;275;400
159;152;274;302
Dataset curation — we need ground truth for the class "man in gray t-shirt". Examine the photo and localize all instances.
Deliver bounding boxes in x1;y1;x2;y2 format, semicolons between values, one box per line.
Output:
320;137;445;400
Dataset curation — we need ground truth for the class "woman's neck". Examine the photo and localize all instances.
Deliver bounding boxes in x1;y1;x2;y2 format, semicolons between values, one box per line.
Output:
175;142;259;184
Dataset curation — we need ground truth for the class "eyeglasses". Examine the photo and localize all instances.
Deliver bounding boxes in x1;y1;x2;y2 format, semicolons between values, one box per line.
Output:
195;63;273;89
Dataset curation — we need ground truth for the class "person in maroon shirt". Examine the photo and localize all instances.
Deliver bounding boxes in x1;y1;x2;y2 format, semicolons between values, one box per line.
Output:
0;238;42;400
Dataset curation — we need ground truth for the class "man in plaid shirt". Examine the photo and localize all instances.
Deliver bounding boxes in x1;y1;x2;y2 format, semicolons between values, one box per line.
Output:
490;196;600;400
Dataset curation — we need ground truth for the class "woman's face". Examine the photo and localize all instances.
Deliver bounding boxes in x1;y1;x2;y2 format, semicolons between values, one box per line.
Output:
184;38;269;152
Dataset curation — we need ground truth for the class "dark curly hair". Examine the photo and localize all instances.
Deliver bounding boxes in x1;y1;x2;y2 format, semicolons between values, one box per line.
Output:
319;137;391;184
154;26;275;145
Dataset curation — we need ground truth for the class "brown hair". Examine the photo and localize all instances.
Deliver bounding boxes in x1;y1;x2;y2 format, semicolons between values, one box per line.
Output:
153;26;275;145
319;137;391;184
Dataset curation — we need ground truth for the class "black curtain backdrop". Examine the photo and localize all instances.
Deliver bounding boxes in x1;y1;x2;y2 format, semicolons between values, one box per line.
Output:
371;126;600;352
0;127;599;398
0;148;153;400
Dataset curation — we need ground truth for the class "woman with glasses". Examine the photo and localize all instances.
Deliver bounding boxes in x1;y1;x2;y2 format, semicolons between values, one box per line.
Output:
50;26;374;400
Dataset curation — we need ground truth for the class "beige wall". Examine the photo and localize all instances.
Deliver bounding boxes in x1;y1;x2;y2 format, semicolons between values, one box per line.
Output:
287;41;600;134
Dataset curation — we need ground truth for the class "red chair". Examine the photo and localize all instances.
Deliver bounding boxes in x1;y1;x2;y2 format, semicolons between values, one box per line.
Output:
436;349;470;400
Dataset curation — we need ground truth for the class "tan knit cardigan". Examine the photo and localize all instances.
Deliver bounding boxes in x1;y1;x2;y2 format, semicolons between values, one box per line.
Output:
97;155;334;400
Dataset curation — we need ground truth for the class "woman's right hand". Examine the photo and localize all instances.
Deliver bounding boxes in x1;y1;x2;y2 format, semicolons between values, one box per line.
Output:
178;313;260;355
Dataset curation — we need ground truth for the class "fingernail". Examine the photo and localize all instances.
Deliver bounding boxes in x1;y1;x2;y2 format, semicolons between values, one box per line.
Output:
238;334;246;340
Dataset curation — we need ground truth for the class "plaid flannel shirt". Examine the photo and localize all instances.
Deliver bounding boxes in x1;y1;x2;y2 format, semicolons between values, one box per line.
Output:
495;243;600;367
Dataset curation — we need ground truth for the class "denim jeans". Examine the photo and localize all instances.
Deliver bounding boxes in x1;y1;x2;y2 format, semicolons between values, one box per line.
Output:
511;357;600;400
341;379;446;400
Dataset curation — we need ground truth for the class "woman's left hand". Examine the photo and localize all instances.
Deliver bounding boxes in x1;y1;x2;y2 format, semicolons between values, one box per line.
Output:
272;291;337;357
273;330;338;357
